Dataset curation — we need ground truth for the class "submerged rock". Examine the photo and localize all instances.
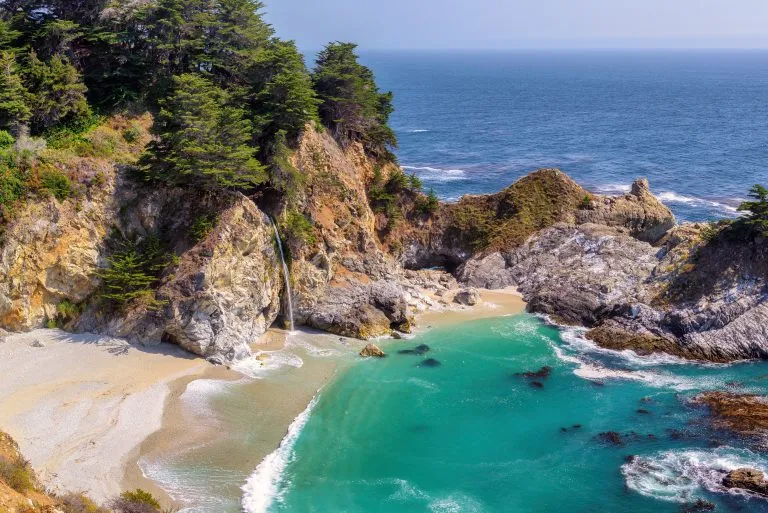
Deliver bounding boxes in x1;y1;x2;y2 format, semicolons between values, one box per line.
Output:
360;343;386;358
596;431;624;446
419;358;441;368
529;381;544;389
723;468;768;497
692;392;768;437
398;344;430;356
681;499;716;512
516;366;552;379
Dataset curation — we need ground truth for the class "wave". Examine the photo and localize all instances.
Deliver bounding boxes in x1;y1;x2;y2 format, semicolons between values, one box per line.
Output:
593;183;632;194
657;191;740;214
622;447;768;503
401;165;469;182
232;351;304;379
406;129;430;133
241;395;319;513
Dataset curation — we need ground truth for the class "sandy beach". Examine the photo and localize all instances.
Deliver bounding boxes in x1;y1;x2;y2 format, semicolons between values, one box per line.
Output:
0;329;216;502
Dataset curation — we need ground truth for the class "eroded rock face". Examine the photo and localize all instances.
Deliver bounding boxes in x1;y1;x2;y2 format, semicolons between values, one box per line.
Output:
0;162;119;330
693;392;768;436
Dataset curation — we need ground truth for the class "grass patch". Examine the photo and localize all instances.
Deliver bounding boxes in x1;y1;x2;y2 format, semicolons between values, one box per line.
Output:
0;454;35;493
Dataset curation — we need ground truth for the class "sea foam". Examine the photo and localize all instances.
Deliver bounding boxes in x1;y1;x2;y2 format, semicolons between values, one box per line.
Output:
622;447;768;503
241;395;319;513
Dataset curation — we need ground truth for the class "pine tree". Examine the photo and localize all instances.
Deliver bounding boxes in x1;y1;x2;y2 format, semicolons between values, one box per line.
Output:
251;40;319;141
24;51;90;133
141;73;266;190
738;184;768;235
0;51;30;133
312;42;397;159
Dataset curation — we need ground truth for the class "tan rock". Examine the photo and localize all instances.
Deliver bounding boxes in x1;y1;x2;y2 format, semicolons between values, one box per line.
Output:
360;343;385;358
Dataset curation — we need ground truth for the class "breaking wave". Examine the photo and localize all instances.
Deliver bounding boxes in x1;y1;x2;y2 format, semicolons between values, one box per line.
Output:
241;396;319;513
623;447;768;503
401;165;469;182
657;191;739;214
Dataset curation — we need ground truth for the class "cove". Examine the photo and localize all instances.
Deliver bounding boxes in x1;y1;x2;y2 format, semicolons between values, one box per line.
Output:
249;315;768;513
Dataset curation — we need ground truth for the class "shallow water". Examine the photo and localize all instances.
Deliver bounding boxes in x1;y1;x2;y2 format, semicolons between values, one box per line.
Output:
242;315;768;513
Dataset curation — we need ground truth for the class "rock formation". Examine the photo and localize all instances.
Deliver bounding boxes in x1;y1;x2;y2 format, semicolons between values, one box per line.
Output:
360;343;386;357
723;468;768;496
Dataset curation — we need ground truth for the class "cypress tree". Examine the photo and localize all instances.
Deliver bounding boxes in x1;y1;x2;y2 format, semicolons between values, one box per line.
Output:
0;51;30;133
142;73;266;190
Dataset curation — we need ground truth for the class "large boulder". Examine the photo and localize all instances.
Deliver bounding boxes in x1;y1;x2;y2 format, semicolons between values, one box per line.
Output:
360;343;386;357
723;468;768;496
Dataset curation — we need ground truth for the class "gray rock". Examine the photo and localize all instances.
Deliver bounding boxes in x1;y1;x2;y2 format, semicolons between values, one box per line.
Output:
454;288;480;306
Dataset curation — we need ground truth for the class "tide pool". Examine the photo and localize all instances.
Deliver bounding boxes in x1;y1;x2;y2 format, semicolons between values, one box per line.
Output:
246;315;768;513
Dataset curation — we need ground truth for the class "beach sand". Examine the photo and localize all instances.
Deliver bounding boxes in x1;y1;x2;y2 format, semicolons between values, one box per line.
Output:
416;286;526;329
0;329;215;502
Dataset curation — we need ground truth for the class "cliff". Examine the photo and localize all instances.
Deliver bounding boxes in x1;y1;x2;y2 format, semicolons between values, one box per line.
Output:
1;116;765;364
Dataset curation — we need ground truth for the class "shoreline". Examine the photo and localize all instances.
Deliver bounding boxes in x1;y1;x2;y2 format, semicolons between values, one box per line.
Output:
0;291;527;510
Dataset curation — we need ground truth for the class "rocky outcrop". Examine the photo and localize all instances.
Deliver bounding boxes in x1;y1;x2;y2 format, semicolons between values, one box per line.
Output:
0;160;120;331
286;128;440;339
693;392;768;436
78;195;282;363
723;468;768;496
360;343;385;357
454;288;480;306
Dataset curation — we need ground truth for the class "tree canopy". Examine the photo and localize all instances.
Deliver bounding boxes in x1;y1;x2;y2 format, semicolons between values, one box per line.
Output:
0;0;397;193
313;42;397;159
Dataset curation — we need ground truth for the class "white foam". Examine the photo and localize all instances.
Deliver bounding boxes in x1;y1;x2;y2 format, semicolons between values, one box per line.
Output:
241;395;319;513
623;447;768;503
401;165;468;181
594;183;632;194
428;493;485;513
232;351;304;379
407;129;430;133
657;191;739;214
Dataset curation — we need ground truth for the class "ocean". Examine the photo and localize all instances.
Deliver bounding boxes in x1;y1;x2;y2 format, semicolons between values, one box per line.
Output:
141;51;768;512
363;50;768;222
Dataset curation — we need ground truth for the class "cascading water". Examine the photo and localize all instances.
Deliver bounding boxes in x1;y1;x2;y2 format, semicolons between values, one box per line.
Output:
270;218;295;332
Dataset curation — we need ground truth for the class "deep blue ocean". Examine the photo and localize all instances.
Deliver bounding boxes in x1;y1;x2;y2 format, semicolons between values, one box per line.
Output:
361;50;768;222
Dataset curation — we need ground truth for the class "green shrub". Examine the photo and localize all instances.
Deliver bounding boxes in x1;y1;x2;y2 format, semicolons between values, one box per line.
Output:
109;488;163;513
0;163;26;215
284;210;316;245
0;455;35;492
407;172;423;192
0;130;14;148
38;168;73;201
189;214;217;242
58;492;110;513
122;125;142;144
579;195;592;209
737;184;768;235
415;188;439;216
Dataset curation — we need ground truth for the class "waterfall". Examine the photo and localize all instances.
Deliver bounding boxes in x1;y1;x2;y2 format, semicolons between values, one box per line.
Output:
270;218;295;332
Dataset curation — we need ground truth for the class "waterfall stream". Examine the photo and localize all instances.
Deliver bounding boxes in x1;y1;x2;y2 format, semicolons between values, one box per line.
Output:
270;218;295;331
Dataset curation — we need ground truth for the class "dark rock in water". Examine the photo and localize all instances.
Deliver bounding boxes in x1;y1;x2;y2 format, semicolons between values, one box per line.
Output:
516;366;553;380
723;468;768;497
680;499;716;512
624;455;637;463
596;431;624;446
398;344;430;356
640;396;654;403
419;358;441;368
693;392;768;437
561;424;582;433
636;409;651;415
572;424;582;429
590;381;605;387
560;427;568;433
529;381;544;389
667;428;698;441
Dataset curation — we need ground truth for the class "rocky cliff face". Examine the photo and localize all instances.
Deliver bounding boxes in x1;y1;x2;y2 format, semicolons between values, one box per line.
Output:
1;118;764;364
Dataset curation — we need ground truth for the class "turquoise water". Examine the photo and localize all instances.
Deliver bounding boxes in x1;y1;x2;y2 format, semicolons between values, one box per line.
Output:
246;315;768;513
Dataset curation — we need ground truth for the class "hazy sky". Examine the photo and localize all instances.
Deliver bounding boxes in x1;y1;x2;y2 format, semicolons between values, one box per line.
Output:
262;0;768;51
